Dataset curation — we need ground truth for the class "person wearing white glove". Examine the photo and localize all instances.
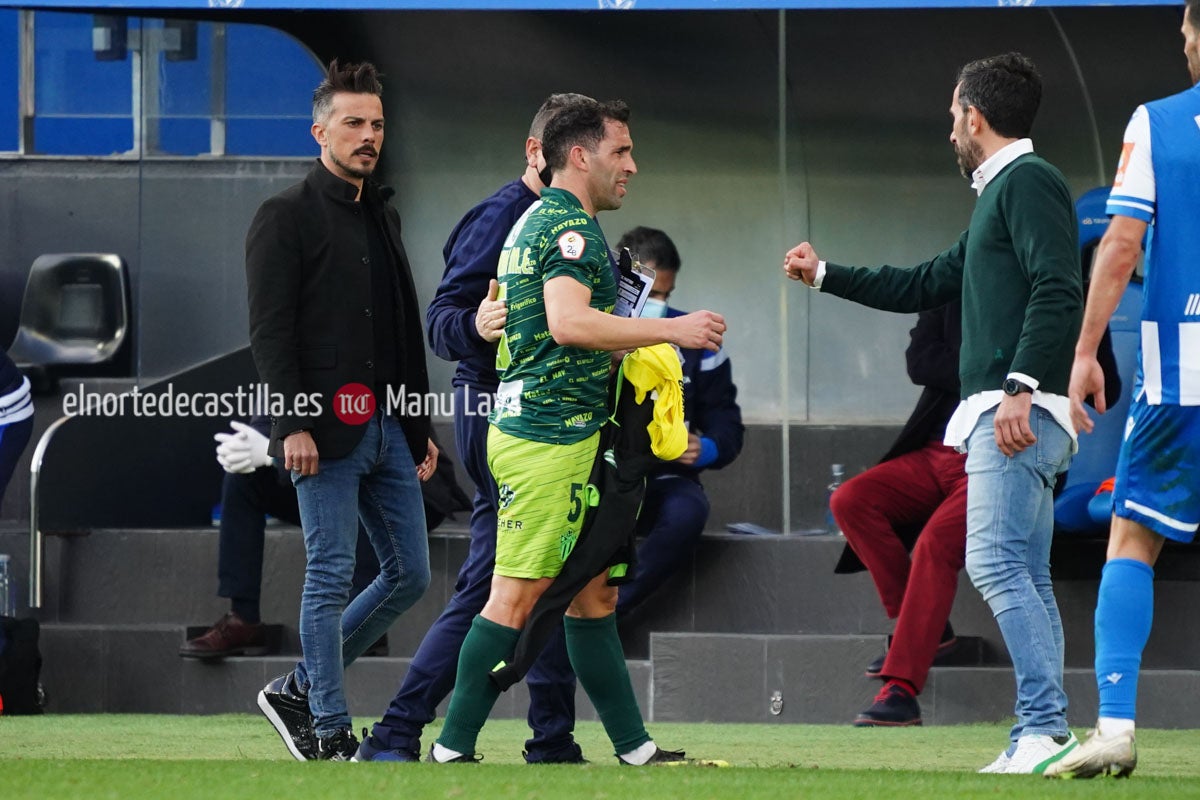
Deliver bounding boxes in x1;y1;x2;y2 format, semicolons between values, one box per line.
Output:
214;420;273;475
181;418;382;661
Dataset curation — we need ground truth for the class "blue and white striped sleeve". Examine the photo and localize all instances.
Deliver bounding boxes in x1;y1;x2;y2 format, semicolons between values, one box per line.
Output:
1106;105;1155;223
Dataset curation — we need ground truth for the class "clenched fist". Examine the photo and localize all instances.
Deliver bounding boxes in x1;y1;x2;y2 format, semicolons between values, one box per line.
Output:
783;242;821;286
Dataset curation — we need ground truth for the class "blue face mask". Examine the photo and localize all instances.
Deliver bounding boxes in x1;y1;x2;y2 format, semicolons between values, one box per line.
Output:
641;297;669;318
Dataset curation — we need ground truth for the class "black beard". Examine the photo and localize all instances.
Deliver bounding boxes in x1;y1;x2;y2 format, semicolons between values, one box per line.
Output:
330;150;375;180
955;140;984;180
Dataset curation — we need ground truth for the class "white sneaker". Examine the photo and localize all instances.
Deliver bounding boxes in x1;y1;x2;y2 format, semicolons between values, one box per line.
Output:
978;750;1012;773
1043;727;1136;779
1005;732;1078;774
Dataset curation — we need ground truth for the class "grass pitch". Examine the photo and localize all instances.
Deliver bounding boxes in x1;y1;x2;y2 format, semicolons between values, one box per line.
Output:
3;715;1200;799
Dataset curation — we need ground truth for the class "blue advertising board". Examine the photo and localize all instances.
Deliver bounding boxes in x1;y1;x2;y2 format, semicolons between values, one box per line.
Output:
0;0;1173;11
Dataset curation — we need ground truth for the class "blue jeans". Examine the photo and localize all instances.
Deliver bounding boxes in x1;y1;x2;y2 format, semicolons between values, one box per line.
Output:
963;406;1072;745
370;384;579;760
292;410;430;736
217;466;380;622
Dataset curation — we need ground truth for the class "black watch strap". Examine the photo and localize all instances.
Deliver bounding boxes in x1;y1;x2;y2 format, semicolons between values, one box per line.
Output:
1002;378;1034;396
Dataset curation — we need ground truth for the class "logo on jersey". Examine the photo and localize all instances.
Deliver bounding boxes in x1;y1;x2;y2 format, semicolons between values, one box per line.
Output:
497;483;515;510
1195;114;1200;133
557;231;586;260
1186;294;1200;317
1113;142;1135;187
559;530;579;561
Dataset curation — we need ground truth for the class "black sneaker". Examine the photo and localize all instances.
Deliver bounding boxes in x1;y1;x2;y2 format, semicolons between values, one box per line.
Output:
257;672;317;761
524;741;587;764
317;728;360;761
853;682;922;727
619;746;689;765
425;745;482;763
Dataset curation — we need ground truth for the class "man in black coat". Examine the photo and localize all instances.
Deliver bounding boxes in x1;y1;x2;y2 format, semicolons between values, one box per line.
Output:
245;60;437;761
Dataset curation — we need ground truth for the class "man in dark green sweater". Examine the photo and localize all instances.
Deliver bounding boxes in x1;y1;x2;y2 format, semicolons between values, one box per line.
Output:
784;52;1082;775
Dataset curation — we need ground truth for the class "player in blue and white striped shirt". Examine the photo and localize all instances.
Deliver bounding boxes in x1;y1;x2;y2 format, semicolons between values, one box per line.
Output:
0;350;34;507
1047;0;1200;780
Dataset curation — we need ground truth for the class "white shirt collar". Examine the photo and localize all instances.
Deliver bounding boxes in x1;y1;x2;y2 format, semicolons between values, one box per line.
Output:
970;138;1034;196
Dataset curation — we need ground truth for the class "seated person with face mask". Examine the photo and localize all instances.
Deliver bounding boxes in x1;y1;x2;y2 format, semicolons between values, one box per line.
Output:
614;226;744;619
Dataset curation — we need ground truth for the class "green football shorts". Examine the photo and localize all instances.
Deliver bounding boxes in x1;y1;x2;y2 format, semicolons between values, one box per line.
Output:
487;426;600;579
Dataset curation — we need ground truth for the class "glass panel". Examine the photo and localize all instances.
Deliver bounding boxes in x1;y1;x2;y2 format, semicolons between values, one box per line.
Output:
226;117;315;157
225;23;320;156
785;9;968;531
34;11;136;155
0;10;17;151
133;22;318;375
151;18;211;155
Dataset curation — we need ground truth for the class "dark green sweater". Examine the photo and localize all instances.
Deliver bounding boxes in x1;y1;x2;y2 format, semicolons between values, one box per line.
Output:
822;153;1082;398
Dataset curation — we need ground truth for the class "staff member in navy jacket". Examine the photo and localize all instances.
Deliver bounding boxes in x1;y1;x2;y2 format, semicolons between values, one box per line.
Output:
614;226;744;617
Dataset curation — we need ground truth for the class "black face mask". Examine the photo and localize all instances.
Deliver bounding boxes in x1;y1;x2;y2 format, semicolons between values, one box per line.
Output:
538;164;553;188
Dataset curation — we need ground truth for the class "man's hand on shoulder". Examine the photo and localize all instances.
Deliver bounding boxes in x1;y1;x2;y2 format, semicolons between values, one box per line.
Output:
783;242;820;286
417;437;439;482
669;310;725;353
284;430;319;476
474;279;507;343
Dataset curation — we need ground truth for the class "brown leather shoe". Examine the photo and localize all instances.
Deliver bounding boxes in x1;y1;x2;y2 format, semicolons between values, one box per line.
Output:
179;612;267;659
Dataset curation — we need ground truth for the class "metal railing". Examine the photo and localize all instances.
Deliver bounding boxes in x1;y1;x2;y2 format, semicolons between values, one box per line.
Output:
28;414;69;608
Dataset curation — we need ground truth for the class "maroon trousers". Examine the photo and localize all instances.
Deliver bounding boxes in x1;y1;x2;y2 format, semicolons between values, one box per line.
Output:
831;440;967;694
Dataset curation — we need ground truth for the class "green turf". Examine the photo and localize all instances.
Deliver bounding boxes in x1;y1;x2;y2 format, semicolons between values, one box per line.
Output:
3;715;1200;799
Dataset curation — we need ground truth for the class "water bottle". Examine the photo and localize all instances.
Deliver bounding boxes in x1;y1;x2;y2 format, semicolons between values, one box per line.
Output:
825;464;845;536
0;554;14;617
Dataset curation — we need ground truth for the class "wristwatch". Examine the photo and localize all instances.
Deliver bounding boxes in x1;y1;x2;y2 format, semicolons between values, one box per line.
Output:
1002;378;1034;396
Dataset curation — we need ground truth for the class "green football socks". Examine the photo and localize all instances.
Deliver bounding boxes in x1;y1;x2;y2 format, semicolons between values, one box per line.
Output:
564;613;651;755
436;615;520;756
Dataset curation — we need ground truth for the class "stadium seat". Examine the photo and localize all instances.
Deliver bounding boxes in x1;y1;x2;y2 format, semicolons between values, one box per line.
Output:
1054;186;1145;535
1062;281;1143;495
6;253;132;389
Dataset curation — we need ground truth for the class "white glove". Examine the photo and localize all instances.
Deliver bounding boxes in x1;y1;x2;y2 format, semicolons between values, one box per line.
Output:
214;420;272;474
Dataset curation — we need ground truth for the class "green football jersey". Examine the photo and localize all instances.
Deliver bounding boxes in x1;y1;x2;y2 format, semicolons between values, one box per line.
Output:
490;187;617;444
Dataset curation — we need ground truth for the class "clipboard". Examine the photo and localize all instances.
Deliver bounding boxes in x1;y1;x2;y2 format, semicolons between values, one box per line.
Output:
613;247;656;318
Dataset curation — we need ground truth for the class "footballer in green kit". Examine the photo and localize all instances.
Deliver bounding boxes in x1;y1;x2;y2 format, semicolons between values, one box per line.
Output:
488;186;618;579
433;97;726;766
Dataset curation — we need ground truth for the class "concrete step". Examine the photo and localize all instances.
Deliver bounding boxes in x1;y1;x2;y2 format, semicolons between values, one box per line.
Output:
8;526;952;660
37;623;650;723
648;632;1200;729
9;527;1200;670
1;526;473;662
36;623;1200;729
